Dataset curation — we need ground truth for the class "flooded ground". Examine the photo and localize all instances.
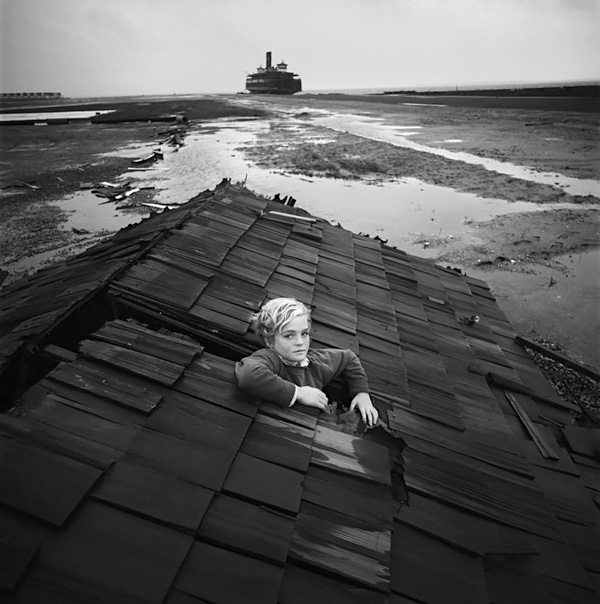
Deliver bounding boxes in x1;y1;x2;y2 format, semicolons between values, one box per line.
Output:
119;95;599;368
0;110;114;123
110;116;595;257
1;94;598;369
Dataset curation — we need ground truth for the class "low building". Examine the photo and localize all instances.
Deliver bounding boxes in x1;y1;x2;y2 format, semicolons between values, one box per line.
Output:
0;92;62;99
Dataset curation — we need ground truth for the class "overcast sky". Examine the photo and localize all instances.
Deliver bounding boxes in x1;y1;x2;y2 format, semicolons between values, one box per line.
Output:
1;0;598;97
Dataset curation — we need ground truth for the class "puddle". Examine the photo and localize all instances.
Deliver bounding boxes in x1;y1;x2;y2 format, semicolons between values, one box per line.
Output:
0;110;114;122
53;189;148;232
119;117;593;257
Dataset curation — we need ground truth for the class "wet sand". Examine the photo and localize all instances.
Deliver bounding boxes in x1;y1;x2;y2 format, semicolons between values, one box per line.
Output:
1;94;598;369
227;93;600;370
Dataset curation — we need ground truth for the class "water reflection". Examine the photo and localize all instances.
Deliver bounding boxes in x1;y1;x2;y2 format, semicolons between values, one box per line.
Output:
122;117;592;257
53;190;148;232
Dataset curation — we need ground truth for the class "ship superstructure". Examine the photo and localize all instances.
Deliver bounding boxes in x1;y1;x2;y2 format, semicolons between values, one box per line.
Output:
245;51;302;94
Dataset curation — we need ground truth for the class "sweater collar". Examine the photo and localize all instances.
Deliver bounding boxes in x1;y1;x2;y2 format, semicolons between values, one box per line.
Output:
279;354;310;368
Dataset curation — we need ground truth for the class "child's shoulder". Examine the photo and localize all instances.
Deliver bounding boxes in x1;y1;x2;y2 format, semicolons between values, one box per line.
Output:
244;347;283;365
308;348;354;361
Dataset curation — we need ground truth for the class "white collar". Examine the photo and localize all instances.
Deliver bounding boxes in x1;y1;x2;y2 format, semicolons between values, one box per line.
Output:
279;355;309;368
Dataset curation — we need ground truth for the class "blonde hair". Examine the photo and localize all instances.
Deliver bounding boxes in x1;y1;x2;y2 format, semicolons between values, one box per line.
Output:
253;297;311;346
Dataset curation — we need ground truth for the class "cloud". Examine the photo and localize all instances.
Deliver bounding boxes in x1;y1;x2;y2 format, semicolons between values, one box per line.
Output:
1;0;598;95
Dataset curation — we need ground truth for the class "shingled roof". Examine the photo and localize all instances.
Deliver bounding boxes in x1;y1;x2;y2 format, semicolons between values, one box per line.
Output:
1;180;598;603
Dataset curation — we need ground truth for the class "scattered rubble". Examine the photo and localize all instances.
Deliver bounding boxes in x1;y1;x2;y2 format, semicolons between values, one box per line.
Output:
522;336;600;424
2;180;41;191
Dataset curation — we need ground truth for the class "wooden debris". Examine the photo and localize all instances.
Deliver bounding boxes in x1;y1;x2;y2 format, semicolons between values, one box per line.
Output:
504;390;560;460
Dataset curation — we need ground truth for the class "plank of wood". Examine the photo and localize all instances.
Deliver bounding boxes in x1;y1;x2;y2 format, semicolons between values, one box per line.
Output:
292;221;322;242
395;491;539;556
288;505;390;592
0;530;41;591
240;416;313;473
222;453;304;514
164;231;231;267
258;401;318;430
402;447;563;540
318;257;356;285
40;377;149;427
309;321;359;354
488;369;579;412
311;425;392;486
265;273;313;305
561;425;600;459
0;435;102;526
275;263;315;285
315;273;356;302
126;427;236;491
48;359;163;415
29;393;141;451
79;339;184;386
312;290;357;329
516;335;600;381
91;319;203;365
41;500;193;604
491;528;597;592
174;540;283;604
191;292;255;324
160;389;252;434
188;301;251;335
149;248;215;280
303;465;394;528
201;273;266;310
390;521;488;604
483;557;599;604
43;344;78;363
145;396;249;454
279;563;388;604
174;354;260;418
0;413;120;471
197;493;295;565
236;231;285;260
387;409;533;479
388;389;465;433
220;247;280;285
504;390;560;460
92;458;213;533
279;255;318;276
532;465;600;526
126;259;209;300
112;274;201;310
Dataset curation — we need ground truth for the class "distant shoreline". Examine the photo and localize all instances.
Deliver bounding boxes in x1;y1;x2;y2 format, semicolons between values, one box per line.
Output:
377;84;600;98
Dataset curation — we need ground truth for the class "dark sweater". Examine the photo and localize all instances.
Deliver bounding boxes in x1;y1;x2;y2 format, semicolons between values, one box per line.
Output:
235;347;370;408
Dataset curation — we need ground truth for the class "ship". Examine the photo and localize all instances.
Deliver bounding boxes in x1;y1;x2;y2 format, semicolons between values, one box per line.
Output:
245;51;302;95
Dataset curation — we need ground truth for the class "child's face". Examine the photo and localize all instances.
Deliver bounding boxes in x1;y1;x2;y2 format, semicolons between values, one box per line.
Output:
270;315;310;363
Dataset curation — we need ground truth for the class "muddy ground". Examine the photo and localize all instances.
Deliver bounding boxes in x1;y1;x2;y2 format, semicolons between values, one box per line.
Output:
230;93;600;370
0;98;265;278
1;94;599;370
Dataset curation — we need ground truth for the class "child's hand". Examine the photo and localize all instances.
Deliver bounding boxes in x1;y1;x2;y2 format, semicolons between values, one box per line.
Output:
350;392;379;427
297;386;328;410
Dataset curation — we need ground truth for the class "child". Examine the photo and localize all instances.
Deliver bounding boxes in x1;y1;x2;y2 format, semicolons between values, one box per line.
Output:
235;297;379;427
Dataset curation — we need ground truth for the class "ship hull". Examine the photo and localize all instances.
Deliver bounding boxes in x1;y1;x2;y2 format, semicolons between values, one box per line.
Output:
245;74;302;95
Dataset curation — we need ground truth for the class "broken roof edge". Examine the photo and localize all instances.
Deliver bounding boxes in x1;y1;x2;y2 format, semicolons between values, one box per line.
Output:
0;180;237;407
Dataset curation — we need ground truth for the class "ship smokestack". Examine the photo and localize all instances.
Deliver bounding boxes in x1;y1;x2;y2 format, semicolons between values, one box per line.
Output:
266;51;272;70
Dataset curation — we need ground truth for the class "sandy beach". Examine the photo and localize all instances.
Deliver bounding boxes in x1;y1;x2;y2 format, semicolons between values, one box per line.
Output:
1;93;599;370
